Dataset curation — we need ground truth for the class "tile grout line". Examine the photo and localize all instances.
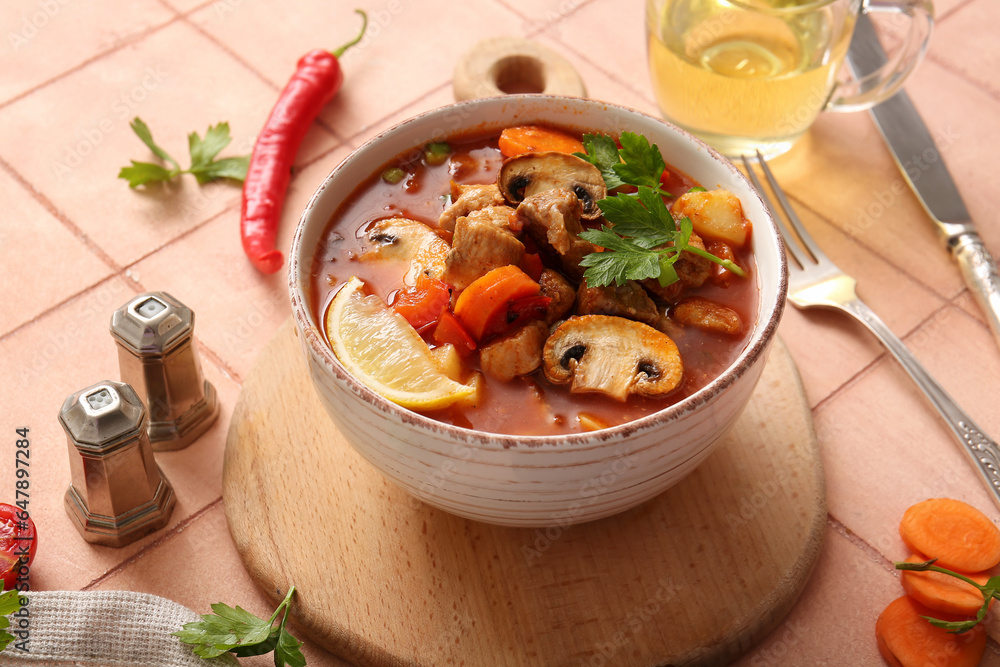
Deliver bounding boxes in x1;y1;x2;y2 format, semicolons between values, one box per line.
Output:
0;14;185;115
176;12;353;147
825;513;898;575
343;81;454;149
81;496;224;592
786;191;967;311
0;155;122;274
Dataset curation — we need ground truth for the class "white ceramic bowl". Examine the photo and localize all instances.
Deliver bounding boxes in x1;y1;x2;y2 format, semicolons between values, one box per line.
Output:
289;95;787;527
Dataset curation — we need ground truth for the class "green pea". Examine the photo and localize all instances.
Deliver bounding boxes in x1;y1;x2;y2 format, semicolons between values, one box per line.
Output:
423;142;451;166
381;167;406;184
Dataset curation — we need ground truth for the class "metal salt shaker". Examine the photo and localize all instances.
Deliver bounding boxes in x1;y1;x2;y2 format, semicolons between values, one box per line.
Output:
110;292;219;451
59;381;176;547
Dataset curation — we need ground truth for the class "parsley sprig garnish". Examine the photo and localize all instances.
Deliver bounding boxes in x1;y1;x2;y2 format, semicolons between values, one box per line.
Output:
118;117;249;187
174;586;306;666
573;132;745;288
895;559;1000;634
0;588;24;650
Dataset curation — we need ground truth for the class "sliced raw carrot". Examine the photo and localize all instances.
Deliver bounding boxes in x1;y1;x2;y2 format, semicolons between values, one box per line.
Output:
453;265;540;341
900;498;1000;572
498;125;585;158
875;595;986;667
900;554;991;616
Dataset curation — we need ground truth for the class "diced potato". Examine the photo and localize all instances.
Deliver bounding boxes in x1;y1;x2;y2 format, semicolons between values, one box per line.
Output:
672;189;751;248
672;297;743;336
430;343;462;381
578;412;611;432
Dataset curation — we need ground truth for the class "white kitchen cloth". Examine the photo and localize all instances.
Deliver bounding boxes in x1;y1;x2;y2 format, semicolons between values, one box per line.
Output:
0;591;237;666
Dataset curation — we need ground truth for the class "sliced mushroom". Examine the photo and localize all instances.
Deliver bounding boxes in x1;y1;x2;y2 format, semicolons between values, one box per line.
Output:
361;217;450;286
498;151;606;220
542;315;683;401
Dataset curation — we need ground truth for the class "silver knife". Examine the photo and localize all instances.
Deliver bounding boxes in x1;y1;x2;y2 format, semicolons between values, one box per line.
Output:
846;15;1000;352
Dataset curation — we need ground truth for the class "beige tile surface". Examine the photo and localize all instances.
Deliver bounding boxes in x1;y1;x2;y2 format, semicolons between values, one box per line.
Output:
0;18;341;268
0;165;113;338
1;0;999;664
0;0;175;104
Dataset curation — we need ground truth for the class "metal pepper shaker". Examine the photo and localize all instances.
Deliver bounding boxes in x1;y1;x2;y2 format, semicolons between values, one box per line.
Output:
59;380;176;547
110;292;219;451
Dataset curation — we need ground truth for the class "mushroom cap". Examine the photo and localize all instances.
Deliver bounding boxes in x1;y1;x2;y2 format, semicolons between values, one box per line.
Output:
498;151;607;220
542;315;683;402
361;217;450;286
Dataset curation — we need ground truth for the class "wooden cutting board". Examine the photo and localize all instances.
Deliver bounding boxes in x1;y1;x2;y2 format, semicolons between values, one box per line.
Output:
223;320;825;666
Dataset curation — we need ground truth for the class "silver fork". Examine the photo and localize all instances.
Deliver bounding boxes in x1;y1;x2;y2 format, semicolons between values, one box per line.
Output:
742;151;1000;509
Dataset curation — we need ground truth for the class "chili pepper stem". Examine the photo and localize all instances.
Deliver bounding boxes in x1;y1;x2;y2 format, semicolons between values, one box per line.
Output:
332;9;368;58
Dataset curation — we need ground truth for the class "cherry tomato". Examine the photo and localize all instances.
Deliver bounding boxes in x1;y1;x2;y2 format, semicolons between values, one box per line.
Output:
0;503;37;591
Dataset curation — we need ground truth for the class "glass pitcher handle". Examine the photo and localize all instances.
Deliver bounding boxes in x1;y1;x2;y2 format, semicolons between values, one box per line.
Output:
827;0;934;112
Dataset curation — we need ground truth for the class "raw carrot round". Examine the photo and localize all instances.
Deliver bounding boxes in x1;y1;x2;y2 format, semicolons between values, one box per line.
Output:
899;498;1000;572
875;595;986;667
899;555;991;616
498;125;584;158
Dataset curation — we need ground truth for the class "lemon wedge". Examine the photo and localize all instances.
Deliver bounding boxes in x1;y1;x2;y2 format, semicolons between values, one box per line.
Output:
324;277;476;410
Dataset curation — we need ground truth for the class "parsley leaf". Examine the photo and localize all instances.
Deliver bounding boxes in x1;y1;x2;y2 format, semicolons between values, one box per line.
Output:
130;117;181;172
0;588;25;651
119;117;249;188
895;560;998;634
614;132;665;190
576;132;747;288
574;134;625;190
118;161;176;188
175;586;306;665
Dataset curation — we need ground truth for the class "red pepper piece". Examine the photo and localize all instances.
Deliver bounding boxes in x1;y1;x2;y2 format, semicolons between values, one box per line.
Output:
0;503;36;591
433;310;477;355
240;10;367;274
392;276;451;330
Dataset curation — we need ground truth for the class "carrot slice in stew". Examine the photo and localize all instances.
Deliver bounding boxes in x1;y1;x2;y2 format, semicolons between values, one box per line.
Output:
453;265;541;341
498;125;585;158
899;554;991;616
899;498;1000;573
875;595;986;667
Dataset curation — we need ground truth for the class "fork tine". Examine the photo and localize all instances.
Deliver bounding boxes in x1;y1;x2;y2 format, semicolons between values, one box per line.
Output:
752;150;825;264
740;155;808;269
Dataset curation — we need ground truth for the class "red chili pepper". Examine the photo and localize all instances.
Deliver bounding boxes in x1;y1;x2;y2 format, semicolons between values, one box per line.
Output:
240;10;368;274
0;503;36;591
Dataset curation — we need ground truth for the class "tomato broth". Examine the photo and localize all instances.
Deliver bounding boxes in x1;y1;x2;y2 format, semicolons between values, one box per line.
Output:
310;130;759;436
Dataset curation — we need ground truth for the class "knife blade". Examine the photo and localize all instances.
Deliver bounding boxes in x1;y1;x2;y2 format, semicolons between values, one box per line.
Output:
846;15;1000;352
